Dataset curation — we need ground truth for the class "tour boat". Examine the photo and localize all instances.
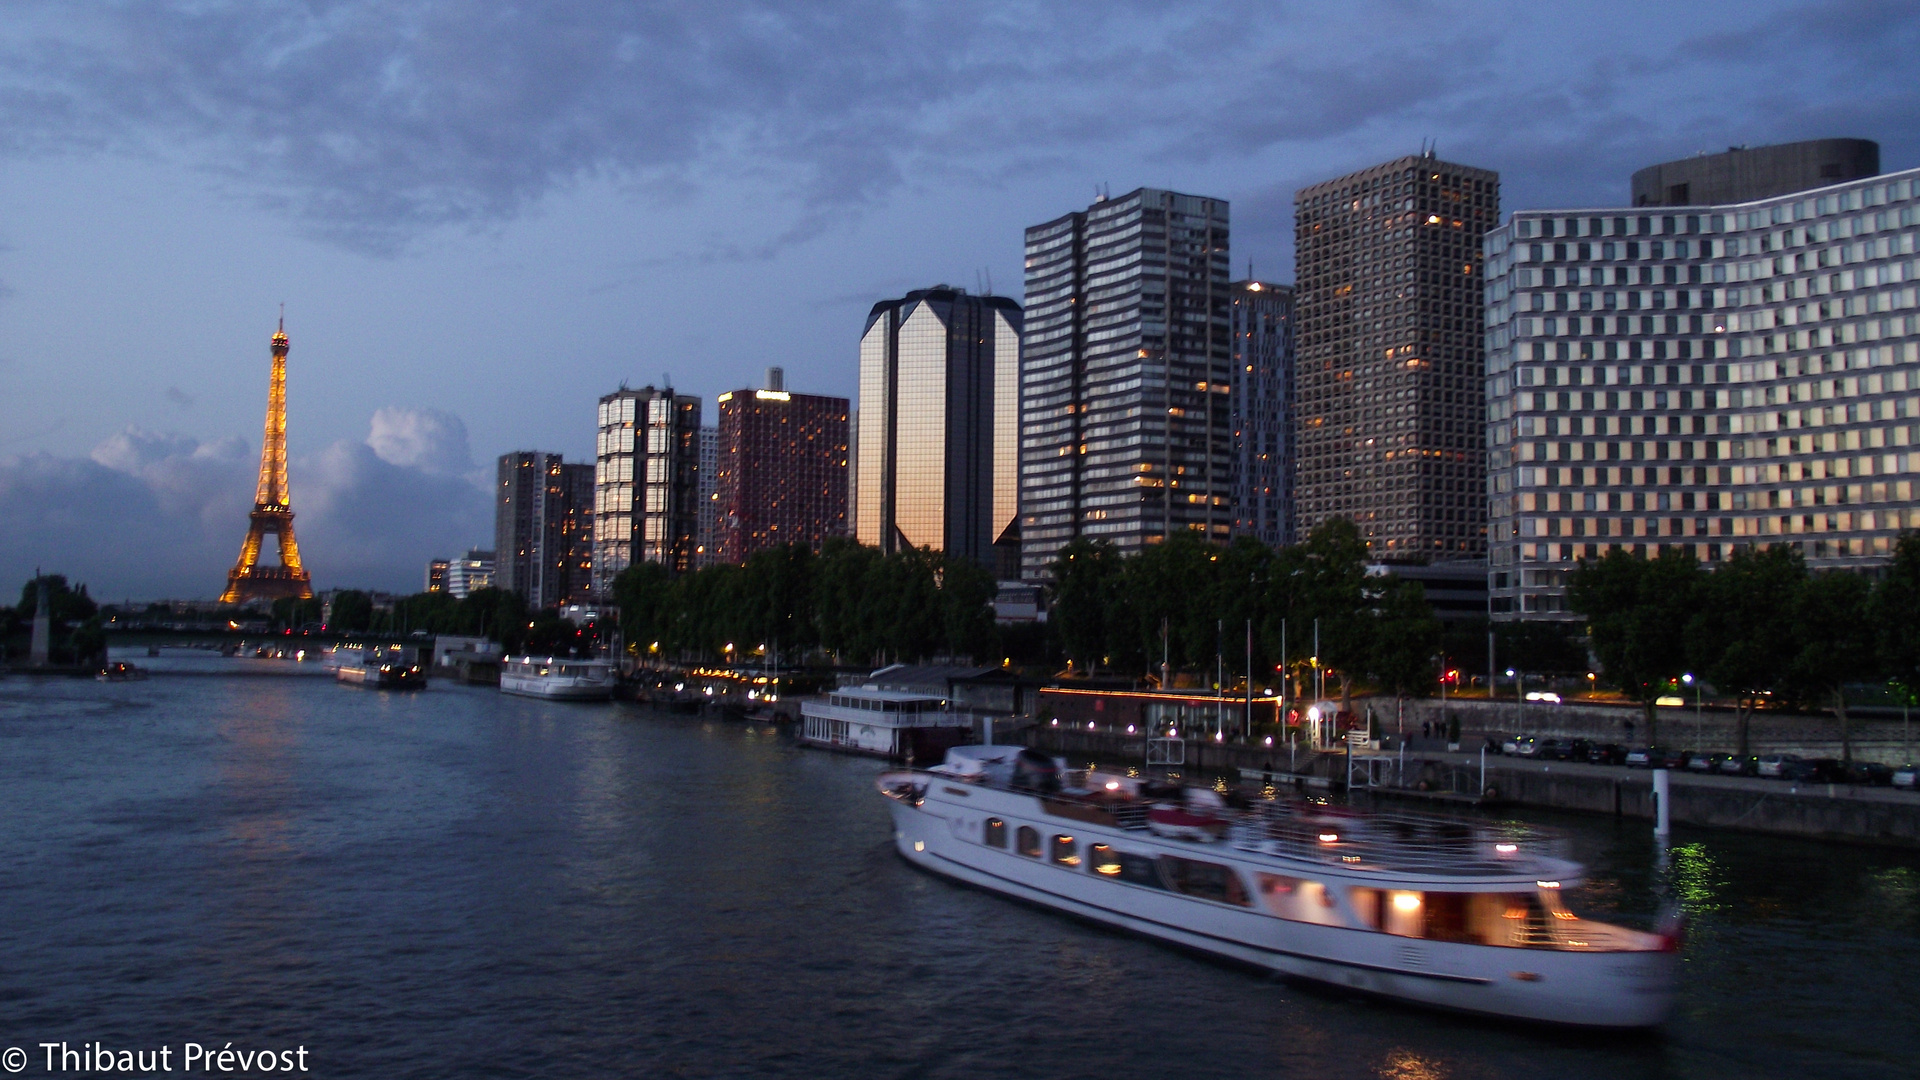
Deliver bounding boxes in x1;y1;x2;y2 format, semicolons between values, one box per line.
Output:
95;662;148;682
499;656;616;701
876;746;1680;1028
334;645;426;690
799;685;973;761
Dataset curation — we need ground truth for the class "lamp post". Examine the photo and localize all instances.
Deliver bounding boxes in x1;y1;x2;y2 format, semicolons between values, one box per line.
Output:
1683;673;1701;751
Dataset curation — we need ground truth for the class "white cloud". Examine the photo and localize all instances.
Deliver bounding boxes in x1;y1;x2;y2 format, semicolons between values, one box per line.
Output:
0;412;492;599
366;406;473;475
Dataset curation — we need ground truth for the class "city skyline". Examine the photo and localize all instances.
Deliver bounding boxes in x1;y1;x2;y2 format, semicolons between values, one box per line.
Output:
2;3;1918;596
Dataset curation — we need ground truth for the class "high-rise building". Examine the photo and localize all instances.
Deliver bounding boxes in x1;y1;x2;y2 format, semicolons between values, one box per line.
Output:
715;384;850;563
858;286;1021;565
696;426;719;567
593;386;703;590
495;452;594;608
1230;280;1295;547
1020;189;1232;578
1632;139;1879;208
1483;163;1920;617
425;559;449;593
444;549;495;599
1293;154;1500;558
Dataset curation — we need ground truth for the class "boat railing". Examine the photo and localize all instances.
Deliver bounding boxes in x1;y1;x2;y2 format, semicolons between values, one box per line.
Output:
1229;801;1570;875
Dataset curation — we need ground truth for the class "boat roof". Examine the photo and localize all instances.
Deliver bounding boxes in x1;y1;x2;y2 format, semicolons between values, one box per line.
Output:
828;686;949;704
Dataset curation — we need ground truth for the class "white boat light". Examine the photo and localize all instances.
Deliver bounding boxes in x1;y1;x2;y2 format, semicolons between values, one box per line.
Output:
1318;832;1339;843
1392;893;1422;912
913;841;924;852
1495;843;1518;854
1105;781;1120;791
1263;736;1273;746
1537;880;1562;889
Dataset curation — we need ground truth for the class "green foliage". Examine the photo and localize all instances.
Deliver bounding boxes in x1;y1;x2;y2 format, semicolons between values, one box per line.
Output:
1685;544;1804;752
1789;570;1876;763
608;541;1000;666
1569;546;1703;739
1875;532;1920;705
327;590;373;633
1494;621;1588;676
16;574;98;624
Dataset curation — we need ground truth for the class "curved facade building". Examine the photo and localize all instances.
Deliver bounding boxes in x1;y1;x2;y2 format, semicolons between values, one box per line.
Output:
1631;139;1879;208
1483;168;1920;617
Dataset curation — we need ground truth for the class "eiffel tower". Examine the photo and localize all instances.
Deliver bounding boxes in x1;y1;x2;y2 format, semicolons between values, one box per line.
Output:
220;317;314;604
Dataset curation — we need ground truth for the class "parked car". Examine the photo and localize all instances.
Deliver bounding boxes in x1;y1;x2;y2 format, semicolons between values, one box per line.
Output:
1588;743;1628;766
1859;762;1894;786
1511;736;1541;757
1783;758;1851;783
1535;738;1570;761
1756;753;1802;779
1718;754;1758;777
1565;738;1594;762
1894;763;1920;790
1654;747;1690;770
1685;751;1719;773
1624;746;1655;768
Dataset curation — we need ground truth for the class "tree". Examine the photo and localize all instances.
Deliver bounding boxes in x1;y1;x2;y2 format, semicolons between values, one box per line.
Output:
1874;532;1920;738
327;590;373;633
1048;538;1125;675
1368;577;1442;731
1789;570;1877;765
1686;544;1805;755
1569;547;1703;743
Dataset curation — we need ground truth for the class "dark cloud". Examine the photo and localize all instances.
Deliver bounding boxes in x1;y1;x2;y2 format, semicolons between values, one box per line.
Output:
0;415;490;598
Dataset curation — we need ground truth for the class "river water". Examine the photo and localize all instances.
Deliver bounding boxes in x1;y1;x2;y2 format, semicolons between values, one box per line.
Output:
1;675;1915;1079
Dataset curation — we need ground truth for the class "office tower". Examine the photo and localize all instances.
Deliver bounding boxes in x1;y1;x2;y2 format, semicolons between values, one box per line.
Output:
495;452;594;608
1632;139;1879;208
1020;189;1232;579
1293;154;1500;558
696;426;719;567
1483;163;1920;617
715;385;850;563
425;559;449;593
858;285;1021;564
444;549;495;599
1230;280;1295;547
593;386;702;590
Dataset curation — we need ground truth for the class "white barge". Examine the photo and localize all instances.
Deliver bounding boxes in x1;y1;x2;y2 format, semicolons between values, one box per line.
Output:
499;656;617;701
799;686;973;761
878;746;1679;1028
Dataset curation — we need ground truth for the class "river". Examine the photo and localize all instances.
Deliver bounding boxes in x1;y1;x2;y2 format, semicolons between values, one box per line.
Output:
1;675;1915;1079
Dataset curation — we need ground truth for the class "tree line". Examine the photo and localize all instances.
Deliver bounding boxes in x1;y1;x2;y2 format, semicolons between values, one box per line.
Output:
0;575;104;665
1047;520;1441;713
609;538;998;668
1569;533;1920;759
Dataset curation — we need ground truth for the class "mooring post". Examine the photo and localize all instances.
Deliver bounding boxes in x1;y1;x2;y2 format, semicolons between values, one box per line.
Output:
1653;768;1671;840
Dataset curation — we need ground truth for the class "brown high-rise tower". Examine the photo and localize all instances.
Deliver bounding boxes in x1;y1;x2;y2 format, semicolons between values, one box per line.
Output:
220;318;314;604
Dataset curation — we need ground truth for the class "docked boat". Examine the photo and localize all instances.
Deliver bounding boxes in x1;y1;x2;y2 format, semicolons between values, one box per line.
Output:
334;645;426;689
877;746;1680;1028
499;656;616;701
799;685;974;761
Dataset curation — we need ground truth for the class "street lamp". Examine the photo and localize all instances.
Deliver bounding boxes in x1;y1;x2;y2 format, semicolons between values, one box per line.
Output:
1683;673;1702;751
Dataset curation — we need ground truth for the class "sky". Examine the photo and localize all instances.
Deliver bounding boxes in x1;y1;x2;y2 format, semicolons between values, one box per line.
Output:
2;0;1918;599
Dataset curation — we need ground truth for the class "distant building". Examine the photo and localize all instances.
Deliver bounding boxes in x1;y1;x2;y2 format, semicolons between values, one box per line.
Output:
1482;163;1920;617
495;452;594;609
715;373;850;563
444;549;495;599
857;286;1020;565
425;558;449;594
1020;189;1232;579
593;386;703;591
696;425;720;567
1631;139;1879;208
1229;280;1295;547
1294;153;1500;558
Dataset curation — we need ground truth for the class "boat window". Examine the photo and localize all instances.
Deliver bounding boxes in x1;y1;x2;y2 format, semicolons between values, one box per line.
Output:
1158;855;1250;906
1051;835;1079;867
984;818;1006;848
1088;844;1120;876
1016;826;1041;858
1254;874;1343;925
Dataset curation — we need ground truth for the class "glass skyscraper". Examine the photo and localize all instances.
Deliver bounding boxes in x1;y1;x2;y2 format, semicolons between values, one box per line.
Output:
1483;165;1920;617
856;286;1021;565
593;386;702;592
495;452;594;609
715;387;849;563
1020;188;1232;579
1230;280;1295;547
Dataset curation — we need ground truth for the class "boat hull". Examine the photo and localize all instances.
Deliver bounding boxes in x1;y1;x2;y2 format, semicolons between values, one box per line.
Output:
499;675;614;701
882;796;1676;1029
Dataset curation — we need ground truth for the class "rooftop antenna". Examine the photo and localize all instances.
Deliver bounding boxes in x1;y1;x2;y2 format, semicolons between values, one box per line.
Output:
984;266;992;295
278;301;285;331
661;372;672;391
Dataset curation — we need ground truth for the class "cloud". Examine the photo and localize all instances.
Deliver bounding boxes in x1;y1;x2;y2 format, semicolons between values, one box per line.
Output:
164;385;193;408
0;413;491;598
366;406;472;475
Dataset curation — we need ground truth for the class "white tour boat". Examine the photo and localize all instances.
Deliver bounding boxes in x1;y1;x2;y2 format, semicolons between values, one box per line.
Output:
799;685;973;761
877;746;1680;1028
333;645;426;690
499;656;617;701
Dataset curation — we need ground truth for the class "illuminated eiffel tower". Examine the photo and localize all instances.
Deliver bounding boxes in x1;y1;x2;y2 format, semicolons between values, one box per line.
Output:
219;316;314;604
